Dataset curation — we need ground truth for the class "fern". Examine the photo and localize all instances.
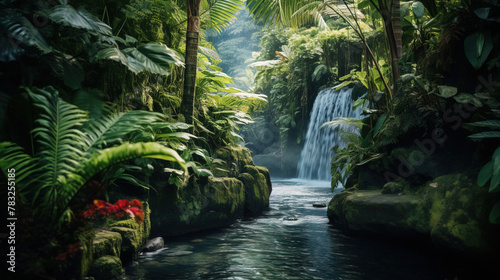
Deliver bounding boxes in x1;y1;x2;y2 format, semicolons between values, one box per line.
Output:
0;87;187;228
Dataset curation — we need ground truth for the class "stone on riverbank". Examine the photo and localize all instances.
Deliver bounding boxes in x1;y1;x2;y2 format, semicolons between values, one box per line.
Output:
149;145;272;237
328;174;500;256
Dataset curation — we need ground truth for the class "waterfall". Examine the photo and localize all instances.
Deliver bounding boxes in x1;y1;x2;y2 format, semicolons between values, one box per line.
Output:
297;87;363;181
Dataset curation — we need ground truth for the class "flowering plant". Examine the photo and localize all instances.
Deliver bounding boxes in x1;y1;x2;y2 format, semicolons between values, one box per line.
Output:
81;199;144;224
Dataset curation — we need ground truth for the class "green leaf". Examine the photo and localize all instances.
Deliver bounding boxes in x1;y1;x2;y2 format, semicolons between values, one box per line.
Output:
489;202;500;224
123;43;184;75
412;2;425;19
466;120;500;129
469;131;500;139
478;161;493;187
374;114;387;136
46;5;112;36
464;32;493;69
453;93;483;107
435;85;457;98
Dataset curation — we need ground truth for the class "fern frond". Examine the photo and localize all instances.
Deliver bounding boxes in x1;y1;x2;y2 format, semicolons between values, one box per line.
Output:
83;110;165;151
27;87;88;184
0;142;44;199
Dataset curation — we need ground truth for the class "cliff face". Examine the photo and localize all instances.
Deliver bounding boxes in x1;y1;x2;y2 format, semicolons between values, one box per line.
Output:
149;145;272;237
328;174;500;256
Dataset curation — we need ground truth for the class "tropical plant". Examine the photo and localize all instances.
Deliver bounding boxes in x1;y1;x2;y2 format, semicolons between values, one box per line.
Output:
0;87;187;229
181;0;245;125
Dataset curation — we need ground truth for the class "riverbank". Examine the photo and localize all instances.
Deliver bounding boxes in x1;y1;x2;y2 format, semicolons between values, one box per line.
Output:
327;173;500;277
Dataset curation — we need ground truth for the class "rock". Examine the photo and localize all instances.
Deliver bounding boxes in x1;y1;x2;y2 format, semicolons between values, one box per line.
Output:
381;181;405;194
141;237;164;252
312;202;327;208
62;230;94;280
150;177;245;237
149;145;272;237
213;146;254;177
238;165;272;216
88;255;124;280
93;229;122;259
328;174;500;256
110;226;141;264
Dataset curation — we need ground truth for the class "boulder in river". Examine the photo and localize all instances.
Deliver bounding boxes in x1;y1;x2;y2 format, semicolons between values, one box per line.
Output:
141;237;165;253
313;202;327;208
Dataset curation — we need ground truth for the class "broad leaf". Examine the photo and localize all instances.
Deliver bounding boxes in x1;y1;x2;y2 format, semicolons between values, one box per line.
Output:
46;5;112;36
477;160;492;187
464;32;493;69
123;43;184;75
489;202;500;224
412;2;425;19
435;85;457;98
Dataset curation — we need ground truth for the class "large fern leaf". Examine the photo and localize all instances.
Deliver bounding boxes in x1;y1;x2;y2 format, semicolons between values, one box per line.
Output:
0;142;44;200
60;142;187;213
27;87;88;184
83;109;165;151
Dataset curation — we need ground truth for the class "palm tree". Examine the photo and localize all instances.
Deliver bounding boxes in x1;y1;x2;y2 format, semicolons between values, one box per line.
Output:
181;0;244;126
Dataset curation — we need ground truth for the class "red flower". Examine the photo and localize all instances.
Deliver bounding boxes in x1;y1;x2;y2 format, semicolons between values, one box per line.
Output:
131;199;143;209
116;199;130;210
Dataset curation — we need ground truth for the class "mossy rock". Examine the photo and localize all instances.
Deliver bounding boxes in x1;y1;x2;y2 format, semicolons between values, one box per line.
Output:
381;181;405;194
328;173;500;256
109;226;141;264
238;165;272;216
88;255;124;280
66;229;94;280
150;177;245;237
214;146;254;177
93;229;122;259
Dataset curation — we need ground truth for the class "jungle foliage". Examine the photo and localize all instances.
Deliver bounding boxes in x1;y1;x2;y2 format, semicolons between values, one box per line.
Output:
245;0;500;221
0;1;265;275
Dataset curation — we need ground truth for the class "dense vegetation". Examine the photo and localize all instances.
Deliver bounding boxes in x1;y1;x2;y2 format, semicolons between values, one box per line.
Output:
1;0;500;278
244;0;500;222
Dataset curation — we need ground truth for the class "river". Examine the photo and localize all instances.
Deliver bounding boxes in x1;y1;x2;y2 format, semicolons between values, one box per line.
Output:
126;178;447;280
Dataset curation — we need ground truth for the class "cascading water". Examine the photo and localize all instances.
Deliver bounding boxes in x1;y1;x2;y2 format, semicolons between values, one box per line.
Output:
297;87;364;181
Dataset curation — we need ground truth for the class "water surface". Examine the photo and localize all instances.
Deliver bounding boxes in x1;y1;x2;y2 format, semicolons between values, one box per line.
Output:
127;179;446;279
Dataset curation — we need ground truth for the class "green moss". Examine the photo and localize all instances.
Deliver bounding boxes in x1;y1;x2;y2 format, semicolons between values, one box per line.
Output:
88;255;124;280
110;226;141;263
93;230;122;259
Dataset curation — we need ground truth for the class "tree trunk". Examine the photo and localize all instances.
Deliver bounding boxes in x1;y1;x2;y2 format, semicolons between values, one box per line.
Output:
379;0;401;87
181;0;201;126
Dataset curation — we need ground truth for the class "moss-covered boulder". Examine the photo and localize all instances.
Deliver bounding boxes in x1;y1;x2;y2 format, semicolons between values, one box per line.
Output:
328;174;500;256
62;230;95;280
213;146;254;177
92;229;122;259
150;177;245;237
87;255;124;280
238;165;272;216
328;190;424;237
149;145;272;237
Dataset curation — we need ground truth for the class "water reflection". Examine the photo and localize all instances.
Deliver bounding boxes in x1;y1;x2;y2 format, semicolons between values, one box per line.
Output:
126;179;444;279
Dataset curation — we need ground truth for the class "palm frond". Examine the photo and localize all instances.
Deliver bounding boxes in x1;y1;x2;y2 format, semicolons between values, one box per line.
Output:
207;0;245;33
